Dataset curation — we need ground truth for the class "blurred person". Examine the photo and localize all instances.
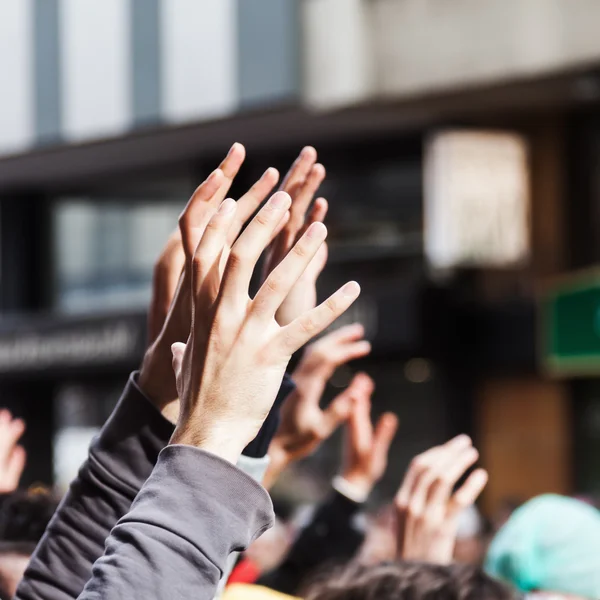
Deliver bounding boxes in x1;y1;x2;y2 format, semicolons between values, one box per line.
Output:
15;144;336;600
0;410;26;493
303;561;517;600
486;494;600;599
260;373;397;595
0;490;57;599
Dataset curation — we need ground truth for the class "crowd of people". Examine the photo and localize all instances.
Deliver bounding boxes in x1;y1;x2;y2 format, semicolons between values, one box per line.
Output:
0;144;599;599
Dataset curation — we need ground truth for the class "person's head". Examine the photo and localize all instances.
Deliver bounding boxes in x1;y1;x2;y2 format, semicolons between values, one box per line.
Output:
304;561;517;600
454;504;488;566
486;494;600;599
0;489;58;599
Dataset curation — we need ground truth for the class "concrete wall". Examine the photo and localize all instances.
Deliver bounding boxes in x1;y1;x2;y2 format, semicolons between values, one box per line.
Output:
304;0;600;107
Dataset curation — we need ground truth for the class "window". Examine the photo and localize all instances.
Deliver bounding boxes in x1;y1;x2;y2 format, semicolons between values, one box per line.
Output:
53;196;185;313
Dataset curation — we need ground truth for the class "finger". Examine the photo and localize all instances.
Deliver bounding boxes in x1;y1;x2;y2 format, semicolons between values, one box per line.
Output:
4;446;26;490
305;197;329;227
331;340;372;366
371;413;399;468
227;167;280;244
0;418;25;469
191;198;238;302
395;441;457;509
269;211;291;245
219;192;292;307
279;281;361;353
280;146;317;194
449;469;488;518
347;388;374;454
289;163;326;230
315;323;366;348
322;391;354;437
250;222;328;321
171;342;186;397
149;231;185;345
406;437;474;518
179;168;225;259
217;142;246;181
178;143;246;259
429;444;479;510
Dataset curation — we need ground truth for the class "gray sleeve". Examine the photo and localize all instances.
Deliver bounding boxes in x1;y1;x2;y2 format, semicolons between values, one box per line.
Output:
77;445;274;600
15;373;175;600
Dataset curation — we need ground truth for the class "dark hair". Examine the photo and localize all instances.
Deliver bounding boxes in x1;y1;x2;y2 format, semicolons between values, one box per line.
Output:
304;561;517;600
0;490;58;544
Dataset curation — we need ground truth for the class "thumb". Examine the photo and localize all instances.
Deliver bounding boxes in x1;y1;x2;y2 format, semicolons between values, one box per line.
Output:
171;342;186;397
321;390;354;438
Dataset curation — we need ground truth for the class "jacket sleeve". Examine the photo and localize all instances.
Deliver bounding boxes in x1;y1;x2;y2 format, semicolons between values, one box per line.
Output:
258;489;365;596
78;445;274;600
16;372;292;600
16;373;174;600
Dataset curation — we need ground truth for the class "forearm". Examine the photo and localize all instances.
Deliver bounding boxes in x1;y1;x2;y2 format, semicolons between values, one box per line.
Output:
78;446;274;600
16;373;174;600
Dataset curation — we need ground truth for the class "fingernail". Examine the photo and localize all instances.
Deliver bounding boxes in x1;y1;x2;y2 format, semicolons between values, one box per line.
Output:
218;198;236;214
306;222;326;238
269;192;290;209
302;146;316;157
342;281;360;297
263;167;278;179
209;168;222;182
455;434;471;445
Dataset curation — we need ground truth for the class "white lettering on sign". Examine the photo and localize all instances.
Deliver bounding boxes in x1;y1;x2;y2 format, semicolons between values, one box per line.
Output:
0;322;138;372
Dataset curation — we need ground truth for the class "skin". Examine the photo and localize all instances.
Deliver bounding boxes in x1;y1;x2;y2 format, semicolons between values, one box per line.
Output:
169;191;361;464
0;410;26;493
395;435;489;564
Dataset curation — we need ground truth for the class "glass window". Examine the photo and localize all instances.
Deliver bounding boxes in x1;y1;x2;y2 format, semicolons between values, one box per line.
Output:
53;196;186;313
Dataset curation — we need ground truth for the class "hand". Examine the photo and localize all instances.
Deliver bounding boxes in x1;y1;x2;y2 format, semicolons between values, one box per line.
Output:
341;373;398;498
394;435;489;564
170;191;361;464
264;324;372;486
0;410;26;493
263;147;328;326
139;143;281;422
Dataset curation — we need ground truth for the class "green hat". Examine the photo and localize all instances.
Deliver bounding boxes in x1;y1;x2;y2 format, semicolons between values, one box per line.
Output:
485;494;600;598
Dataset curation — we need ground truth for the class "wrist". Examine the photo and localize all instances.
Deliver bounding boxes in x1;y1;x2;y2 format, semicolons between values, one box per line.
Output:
170;421;246;465
338;470;375;499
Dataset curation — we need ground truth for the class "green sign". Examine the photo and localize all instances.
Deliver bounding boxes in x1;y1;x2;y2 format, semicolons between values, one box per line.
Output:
542;269;600;375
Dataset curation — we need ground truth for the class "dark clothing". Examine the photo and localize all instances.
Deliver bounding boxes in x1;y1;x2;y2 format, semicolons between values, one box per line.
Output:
16;372;291;600
259;489;365;596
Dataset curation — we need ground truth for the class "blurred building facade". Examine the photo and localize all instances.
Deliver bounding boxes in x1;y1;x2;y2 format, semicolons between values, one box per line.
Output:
0;0;600;509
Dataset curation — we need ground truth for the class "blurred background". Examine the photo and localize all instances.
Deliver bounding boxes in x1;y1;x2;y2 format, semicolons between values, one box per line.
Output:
1;0;600;518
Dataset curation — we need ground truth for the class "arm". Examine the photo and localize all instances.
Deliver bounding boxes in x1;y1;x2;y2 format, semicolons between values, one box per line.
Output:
78;445;273;600
16;145;286;600
261;374;397;596
78;181;359;599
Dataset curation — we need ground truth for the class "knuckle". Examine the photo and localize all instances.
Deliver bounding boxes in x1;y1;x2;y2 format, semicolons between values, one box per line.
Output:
325;296;339;314
227;250;244;271
292;242;308;258
266;275;282;295
300;316;317;335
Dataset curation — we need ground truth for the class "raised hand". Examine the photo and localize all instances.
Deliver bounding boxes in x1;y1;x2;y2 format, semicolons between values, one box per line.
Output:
139;143;280;422
170;191;361;464
0;410;26;493
394;435;489;564
340;373;398;499
263;147;328;326
264;324;372;486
